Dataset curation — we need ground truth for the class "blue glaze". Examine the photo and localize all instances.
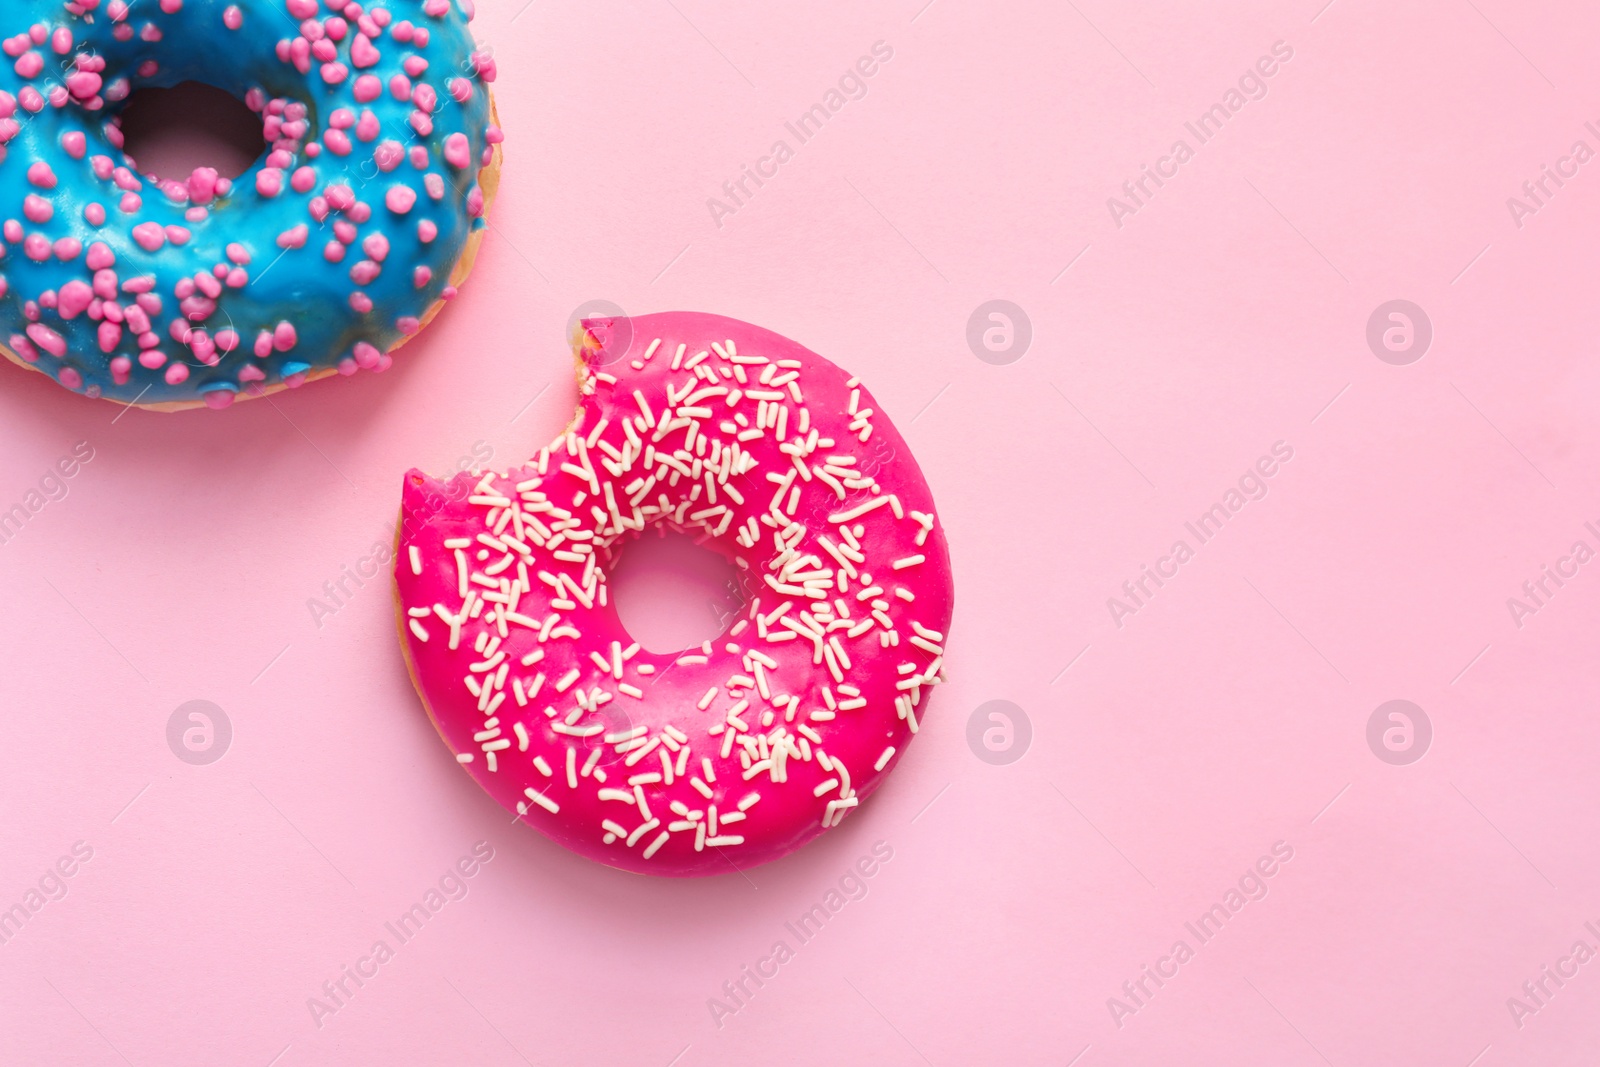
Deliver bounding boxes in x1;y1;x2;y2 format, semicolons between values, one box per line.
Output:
0;0;497;407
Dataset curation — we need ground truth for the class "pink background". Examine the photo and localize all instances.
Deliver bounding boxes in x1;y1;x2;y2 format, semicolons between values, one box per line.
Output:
3;0;1599;1063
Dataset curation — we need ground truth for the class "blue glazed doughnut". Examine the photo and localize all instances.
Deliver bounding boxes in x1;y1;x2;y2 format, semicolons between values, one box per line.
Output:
0;0;501;410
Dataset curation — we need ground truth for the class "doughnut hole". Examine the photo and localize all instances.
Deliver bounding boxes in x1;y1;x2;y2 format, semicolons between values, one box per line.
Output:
606;528;748;656
116;81;264;183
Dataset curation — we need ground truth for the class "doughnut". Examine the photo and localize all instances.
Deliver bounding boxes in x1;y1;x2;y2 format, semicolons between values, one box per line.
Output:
394;312;954;876
0;0;502;411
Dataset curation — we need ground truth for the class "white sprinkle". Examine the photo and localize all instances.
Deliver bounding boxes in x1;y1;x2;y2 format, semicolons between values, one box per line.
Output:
874;746;895;771
522;787;559;815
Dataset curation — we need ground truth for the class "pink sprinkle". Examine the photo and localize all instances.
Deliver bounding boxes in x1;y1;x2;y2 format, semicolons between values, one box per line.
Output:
290;166;317;193
26;162;55;188
350;260;381;285
355;111;380;141
385;185;417;214
325;184;355;212
329;108;355;129
350;34;380;68
165;226;191;246
324;241;345;262
414;266;433;288
202;390;234;410
61;131;86;159
334;220;357;244
139;349;167;370
165;363;188;385
119;193;142;213
396;316;421;335
23;195;52;223
349;292;372;313
23;234;49;260
8;334;36;361
51;27;72;54
92;270;118;300
273;322;297;350
26;323;65;357
417;219;437;243
225;267;248;288
238;363;265;383
3;219;20;242
450;78;474;104
53;238;81;261
404;56;429;79
225;242;251;265
66;71;101;100
57;281;93;319
110;356;131;384
373;140;405;172
321;62;348;85
362;234;390;262
353;74;383;103
187;166;219;204
14;52;43;79
215;329;239;352
389;74;412;102
87;243;115;270
257;168;283;197
131;222;166;252
353;341;380;368
99;322;123;352
59;367;83;391
444;133;471;170
324;129;352;156
224;6;243;30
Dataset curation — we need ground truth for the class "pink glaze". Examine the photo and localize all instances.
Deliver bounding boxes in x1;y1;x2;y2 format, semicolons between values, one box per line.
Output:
394;313;954;876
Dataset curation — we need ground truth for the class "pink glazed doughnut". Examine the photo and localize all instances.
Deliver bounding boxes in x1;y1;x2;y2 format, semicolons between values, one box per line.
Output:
394;312;953;876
